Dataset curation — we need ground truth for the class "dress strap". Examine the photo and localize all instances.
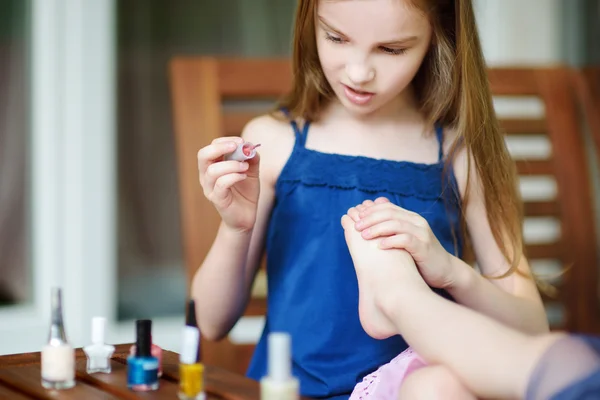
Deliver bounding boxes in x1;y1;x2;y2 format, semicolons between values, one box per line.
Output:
435;123;444;161
280;107;310;148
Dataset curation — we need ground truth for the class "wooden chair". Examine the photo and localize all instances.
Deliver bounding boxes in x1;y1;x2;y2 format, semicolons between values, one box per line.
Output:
169;58;292;374
487;67;599;334
169;58;600;374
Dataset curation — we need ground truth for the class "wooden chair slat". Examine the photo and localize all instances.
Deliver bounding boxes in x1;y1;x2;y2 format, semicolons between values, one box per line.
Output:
572;68;600;158
223;111;264;137
526;243;562;259
523;200;560;217
515;160;554;175
488;68;540;95
499;118;547;134
218;58;293;97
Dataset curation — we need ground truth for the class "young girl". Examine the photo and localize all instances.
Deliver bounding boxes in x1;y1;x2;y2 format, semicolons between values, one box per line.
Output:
194;0;548;398
342;204;600;400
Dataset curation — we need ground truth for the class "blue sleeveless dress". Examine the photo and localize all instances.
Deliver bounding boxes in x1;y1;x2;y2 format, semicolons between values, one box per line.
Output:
246;117;463;399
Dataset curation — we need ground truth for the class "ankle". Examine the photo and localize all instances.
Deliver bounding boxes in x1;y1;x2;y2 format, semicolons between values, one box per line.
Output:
374;285;431;332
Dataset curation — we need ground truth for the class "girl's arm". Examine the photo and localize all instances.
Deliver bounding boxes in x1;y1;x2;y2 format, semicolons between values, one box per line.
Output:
191;184;274;341
448;147;549;334
191;116;294;340
446;247;549;334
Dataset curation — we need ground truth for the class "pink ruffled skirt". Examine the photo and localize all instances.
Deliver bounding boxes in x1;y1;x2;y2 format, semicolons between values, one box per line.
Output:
349;347;427;400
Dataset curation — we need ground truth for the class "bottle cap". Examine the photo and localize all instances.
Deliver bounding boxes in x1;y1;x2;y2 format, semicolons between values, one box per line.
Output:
91;317;106;344
186;299;198;327
224;142;260;161
50;287;64;325
241;142;260;157
48;287;68;343
135;319;152;357
179;326;200;364
267;332;292;382
185;299;202;362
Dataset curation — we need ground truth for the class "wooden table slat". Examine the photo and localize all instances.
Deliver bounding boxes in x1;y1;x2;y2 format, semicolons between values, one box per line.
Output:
76;359;185;400
0;364;121;399
0;382;35;399
159;351;261;400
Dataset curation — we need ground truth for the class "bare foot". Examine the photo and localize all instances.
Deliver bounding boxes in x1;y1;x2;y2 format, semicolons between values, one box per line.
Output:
342;207;429;339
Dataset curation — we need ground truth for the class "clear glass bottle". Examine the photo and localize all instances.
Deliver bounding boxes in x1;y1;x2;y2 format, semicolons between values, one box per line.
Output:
83;316;115;373
41;287;75;390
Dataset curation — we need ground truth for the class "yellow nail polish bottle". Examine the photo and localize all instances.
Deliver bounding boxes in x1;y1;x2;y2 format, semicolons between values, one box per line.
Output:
178;326;205;400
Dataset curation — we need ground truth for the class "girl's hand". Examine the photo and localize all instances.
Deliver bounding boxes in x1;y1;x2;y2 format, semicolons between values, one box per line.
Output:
354;197;456;289
197;136;260;232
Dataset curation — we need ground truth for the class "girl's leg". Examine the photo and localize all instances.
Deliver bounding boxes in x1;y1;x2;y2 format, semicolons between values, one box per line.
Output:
398;365;477;400
341;213;562;399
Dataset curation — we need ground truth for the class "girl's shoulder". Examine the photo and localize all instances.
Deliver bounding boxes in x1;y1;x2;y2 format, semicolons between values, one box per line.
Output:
441;125;470;199
241;111;297;185
241;110;293;140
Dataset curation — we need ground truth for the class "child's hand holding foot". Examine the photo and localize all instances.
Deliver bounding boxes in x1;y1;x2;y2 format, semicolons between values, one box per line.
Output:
341;206;430;340
354;197;458;290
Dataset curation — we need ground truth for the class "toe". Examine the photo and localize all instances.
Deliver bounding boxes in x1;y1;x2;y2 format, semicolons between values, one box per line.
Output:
341;214;355;230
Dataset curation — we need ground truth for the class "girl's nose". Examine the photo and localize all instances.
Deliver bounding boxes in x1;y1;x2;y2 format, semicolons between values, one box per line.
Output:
345;62;375;86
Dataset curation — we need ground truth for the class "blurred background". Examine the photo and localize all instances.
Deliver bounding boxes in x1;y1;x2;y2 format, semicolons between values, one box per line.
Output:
0;0;599;365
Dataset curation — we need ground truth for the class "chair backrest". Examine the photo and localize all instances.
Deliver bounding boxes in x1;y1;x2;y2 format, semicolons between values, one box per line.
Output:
169;58;600;373
487;67;599;333
169;57;291;284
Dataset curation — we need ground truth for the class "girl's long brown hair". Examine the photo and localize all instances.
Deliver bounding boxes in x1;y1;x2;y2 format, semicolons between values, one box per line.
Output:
279;0;525;278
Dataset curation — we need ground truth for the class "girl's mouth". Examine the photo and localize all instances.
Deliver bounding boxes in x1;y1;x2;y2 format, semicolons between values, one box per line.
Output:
343;84;375;105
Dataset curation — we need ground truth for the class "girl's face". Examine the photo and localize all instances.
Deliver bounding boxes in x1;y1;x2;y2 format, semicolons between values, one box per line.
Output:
316;0;433;117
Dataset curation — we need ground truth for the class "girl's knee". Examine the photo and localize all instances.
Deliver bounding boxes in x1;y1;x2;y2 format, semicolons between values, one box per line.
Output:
398;365;476;400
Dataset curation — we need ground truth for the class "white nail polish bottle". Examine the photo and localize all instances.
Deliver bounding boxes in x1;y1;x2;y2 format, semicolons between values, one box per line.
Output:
260;332;299;400
83;317;115;374
41;287;75;390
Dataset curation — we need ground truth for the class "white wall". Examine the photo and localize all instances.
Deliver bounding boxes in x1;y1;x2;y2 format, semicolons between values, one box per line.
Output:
474;0;563;65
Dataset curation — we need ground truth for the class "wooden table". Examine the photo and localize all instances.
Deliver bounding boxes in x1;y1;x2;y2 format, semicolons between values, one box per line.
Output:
0;344;310;399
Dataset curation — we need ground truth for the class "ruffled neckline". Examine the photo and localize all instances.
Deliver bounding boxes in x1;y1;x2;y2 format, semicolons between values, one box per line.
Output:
277;145;460;202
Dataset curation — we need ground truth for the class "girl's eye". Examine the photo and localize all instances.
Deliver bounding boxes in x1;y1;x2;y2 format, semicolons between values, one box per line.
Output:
323;32;406;55
325;33;345;44
380;46;407;55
